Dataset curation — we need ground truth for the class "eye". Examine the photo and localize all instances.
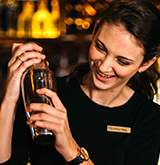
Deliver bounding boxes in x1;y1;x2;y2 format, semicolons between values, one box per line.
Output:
117;58;130;66
95;40;105;52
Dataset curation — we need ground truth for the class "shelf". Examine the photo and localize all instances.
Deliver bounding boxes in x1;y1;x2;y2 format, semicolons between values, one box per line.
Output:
0;34;92;70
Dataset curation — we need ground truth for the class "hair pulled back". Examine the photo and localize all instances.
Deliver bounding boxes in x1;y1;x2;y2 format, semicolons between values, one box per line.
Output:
69;0;160;100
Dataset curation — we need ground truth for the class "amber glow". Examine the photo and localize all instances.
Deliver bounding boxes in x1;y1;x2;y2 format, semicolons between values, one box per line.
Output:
94;2;103;10
65;17;74;25
75;4;83;12
82;21;90;29
32;0;60;38
30;70;35;92
51;0;61;38
84;3;96;16
75;18;91;30
75;18;83;26
17;1;34;38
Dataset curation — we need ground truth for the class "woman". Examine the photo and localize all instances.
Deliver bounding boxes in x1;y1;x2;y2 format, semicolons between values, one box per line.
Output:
1;0;160;164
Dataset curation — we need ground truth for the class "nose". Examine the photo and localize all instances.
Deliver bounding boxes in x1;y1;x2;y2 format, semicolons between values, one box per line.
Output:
98;56;113;73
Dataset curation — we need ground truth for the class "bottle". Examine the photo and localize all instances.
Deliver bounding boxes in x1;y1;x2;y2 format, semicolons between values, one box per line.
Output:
63;2;74;34
31;0;55;38
17;1;35;38
59;1;66;36
50;0;61;38
0;0;4;37
21;58;56;145
4;0;18;37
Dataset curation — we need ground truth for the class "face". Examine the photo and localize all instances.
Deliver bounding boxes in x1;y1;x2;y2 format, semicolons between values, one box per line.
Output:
88;23;145;91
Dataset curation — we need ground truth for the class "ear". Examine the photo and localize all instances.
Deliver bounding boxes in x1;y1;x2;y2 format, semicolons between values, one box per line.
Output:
138;56;157;73
92;19;100;38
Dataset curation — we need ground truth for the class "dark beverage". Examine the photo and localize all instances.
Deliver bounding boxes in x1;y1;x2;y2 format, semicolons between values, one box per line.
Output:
23;69;52;107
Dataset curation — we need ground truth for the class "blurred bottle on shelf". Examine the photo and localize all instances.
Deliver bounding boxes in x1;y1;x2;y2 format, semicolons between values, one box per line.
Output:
51;0;61;38
60;10;66;36
4;0;18;37
0;0;4;37
74;2;90;33
0;0;114;38
59;1;66;36
17;1;35;38
63;0;110;35
32;0;57;38
64;1;74;34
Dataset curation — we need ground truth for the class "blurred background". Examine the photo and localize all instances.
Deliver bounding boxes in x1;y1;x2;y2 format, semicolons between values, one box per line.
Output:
0;0;160;102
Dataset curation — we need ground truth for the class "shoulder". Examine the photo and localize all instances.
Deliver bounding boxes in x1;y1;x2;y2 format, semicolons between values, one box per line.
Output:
56;75;79;96
133;92;160;111
131;92;160;128
126;92;160;126
56;76;68;88
56;76;77;89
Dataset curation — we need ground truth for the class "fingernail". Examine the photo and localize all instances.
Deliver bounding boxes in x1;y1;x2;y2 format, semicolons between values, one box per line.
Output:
36;89;42;93
26;120;30;124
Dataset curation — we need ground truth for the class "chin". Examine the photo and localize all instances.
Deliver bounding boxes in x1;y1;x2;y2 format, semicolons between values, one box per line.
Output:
91;73;111;90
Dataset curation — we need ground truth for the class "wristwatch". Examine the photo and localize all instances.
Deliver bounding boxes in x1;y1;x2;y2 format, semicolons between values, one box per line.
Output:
66;147;89;165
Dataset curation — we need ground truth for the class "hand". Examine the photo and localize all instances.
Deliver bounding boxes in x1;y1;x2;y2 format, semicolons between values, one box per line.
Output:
27;88;78;161
4;42;45;104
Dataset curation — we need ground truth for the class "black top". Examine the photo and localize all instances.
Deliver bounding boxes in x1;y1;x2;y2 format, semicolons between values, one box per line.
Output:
2;76;160;165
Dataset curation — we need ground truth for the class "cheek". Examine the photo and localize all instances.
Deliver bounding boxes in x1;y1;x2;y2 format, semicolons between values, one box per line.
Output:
89;45;100;61
115;67;138;79
89;47;96;67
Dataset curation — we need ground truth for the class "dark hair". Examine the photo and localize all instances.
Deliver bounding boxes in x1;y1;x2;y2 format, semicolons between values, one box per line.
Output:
68;0;160;100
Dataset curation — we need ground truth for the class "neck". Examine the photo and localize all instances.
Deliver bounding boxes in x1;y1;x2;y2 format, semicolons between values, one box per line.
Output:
81;72;134;108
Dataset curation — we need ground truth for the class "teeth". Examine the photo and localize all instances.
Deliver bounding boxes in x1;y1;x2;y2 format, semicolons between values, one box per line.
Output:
99;72;112;78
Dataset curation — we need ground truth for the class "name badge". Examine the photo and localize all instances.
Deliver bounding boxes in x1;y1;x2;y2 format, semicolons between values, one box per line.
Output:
107;125;131;134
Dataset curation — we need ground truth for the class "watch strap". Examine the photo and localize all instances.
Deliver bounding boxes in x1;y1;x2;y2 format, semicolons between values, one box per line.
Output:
66;147;89;165
66;155;83;165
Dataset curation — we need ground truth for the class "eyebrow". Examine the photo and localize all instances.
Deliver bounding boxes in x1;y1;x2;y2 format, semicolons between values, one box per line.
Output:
96;38;108;52
118;56;134;63
96;38;135;63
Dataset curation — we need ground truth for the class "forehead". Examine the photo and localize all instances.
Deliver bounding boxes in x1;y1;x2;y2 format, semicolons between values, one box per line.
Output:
97;23;138;44
95;23;144;57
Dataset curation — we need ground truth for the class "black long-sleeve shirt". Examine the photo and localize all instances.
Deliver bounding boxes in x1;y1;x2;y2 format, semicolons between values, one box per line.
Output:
2;76;160;165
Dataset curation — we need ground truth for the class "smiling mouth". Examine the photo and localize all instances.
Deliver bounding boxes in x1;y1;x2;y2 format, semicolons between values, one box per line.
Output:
97;72;115;78
98;71;115;78
94;61;115;79
96;65;115;78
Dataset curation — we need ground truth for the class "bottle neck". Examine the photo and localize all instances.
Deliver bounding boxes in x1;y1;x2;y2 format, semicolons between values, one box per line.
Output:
37;0;48;10
31;59;48;70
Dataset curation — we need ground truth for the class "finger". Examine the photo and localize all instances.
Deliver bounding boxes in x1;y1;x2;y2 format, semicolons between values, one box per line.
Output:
28;103;66;120
28;103;54;114
31;120;62;134
36;88;65;111
9;51;45;71
12;43;23;56
15;42;43;56
16;51;46;62
12;58;42;76
28;112;65;126
9;42;43;66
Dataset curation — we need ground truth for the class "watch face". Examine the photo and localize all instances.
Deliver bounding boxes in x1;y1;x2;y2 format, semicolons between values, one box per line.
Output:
80;147;89;161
